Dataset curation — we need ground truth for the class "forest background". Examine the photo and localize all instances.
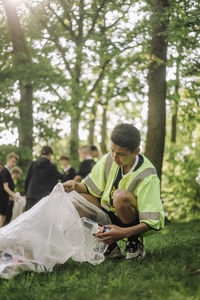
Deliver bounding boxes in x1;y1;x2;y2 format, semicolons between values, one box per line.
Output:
0;0;199;221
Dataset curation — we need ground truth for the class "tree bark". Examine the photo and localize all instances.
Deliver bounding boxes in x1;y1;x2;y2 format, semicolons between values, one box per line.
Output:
88;104;97;146
171;59;180;143
18;84;33;151
70;110;81;169
100;104;108;154
3;0;33;154
145;0;169;180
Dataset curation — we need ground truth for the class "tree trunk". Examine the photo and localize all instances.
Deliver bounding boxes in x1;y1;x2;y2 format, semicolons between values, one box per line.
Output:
18;84;33;150
88;104;97;145
100;104;108;154
145;0;169;180
70;111;81;169
171;109;177;143
3;0;33;155
171;59;180;143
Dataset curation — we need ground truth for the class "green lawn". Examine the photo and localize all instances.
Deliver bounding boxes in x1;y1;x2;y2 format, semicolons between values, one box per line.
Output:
0;219;200;300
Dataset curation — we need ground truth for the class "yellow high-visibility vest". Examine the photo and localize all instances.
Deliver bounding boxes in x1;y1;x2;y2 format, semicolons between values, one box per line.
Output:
83;153;164;230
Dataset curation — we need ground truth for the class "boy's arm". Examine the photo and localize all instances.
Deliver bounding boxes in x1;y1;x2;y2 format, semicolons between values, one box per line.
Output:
3;183;19;201
63;180;88;193
96;223;151;245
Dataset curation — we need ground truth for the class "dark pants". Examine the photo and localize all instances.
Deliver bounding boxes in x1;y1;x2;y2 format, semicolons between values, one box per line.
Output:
4;200;14;226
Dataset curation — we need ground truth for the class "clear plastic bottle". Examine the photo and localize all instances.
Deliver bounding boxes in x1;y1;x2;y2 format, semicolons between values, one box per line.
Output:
81;217;100;235
81;217;109;263
1;252;13;261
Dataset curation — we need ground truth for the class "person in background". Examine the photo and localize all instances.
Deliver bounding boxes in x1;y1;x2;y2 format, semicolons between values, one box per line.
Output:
73;145;96;182
59;156;76;182
4;167;22;225
12;167;22;181
0;153;19;227
25;146;65;211
90;145;102;161
50;161;61;187
0;162;4;172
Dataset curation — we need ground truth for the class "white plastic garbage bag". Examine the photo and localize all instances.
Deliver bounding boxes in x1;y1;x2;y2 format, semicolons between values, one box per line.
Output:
11;193;26;220
0;184;111;279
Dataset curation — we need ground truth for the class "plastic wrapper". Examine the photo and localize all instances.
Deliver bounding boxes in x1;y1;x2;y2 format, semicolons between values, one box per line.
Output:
0;184;111;279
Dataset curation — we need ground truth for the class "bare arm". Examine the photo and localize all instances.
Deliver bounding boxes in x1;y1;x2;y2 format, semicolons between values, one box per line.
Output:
3;183;19;201
73;175;82;182
96;223;150;245
63;180;88;193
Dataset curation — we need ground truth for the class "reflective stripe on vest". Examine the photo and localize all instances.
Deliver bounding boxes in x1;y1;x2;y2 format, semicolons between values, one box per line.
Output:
139;212;160;220
127;168;157;193
105;153;113;181
104;154;157;193
84;175;103;197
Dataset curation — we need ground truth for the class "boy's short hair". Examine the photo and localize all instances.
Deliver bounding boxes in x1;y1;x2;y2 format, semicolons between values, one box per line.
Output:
41;146;53;155
79;145;90;154
7;152;19;161
59;155;70;161
90;145;98;152
111;123;141;152
12;166;22;174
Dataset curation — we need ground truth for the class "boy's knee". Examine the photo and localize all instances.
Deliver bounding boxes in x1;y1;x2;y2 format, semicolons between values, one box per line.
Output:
113;189;133;208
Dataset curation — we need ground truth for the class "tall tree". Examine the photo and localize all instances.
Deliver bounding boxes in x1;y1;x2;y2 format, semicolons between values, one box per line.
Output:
145;0;169;179
3;0;33;155
26;0;136;166
171;58;180;144
88;102;97;146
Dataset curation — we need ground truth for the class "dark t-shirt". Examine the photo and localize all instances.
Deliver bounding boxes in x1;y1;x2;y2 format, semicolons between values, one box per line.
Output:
25;157;65;200
76;159;96;179
61;167;76;182
0;167;15;200
109;154;144;205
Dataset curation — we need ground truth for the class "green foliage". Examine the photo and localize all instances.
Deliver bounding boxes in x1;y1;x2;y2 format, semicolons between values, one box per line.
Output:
1;0;150;161
0;0;199;218
162;100;200;219
162;0;200;219
162;145;200;219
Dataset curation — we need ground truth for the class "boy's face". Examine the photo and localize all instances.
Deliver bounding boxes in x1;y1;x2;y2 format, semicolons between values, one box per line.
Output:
91;150;98;158
12;172;21;180
60;159;69;167
7;158;17;169
78;149;86;160
110;142;139;167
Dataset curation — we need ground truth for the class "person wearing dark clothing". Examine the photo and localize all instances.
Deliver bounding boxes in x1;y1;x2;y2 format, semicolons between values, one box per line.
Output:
4;167;22;226
25;146;65;211
59;156;76;182
90;145;102;161
0;162;4;172
0;152;19;227
76;159;96;179
74;145;96;182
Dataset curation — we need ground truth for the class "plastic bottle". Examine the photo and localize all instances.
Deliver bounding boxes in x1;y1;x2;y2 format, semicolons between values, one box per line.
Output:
81;217;110;235
81;217;109;262
81;217;99;234
1;252;13;261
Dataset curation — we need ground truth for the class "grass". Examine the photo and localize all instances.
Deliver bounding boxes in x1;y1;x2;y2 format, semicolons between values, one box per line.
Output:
0;219;200;300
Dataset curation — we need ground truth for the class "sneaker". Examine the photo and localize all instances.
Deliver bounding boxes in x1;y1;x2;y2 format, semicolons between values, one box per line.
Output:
104;243;124;259
125;241;146;260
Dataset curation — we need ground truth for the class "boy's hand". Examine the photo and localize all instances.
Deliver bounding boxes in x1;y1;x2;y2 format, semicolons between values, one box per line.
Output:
63;180;77;193
96;225;127;244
